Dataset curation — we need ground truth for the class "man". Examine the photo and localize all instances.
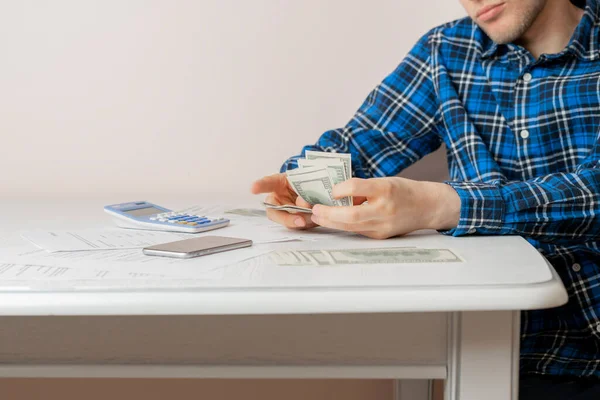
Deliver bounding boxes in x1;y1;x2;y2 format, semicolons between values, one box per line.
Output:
251;0;600;398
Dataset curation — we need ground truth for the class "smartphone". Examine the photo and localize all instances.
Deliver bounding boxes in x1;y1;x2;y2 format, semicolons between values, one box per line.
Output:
142;236;252;259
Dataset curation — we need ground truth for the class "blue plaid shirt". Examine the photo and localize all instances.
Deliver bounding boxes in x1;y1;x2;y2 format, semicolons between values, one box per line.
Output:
282;1;600;378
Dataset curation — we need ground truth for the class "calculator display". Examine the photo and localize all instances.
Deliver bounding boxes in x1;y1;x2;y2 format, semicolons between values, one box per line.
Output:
125;207;164;217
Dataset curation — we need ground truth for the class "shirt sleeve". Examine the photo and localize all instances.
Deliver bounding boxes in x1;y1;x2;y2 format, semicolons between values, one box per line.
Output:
443;138;600;245
280;31;442;178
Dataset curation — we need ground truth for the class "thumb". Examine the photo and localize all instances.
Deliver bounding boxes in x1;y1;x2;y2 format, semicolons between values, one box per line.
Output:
251;173;289;195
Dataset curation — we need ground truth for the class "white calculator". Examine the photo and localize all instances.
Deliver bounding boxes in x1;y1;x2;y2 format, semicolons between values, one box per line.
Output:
104;201;230;233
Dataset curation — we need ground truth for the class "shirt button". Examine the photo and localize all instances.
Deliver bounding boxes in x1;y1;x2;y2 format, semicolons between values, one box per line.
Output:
572;263;581;272
523;73;533;82
468;228;477;234
520;130;530;139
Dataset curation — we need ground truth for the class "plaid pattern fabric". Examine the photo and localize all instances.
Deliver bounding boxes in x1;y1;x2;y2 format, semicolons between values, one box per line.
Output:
281;1;600;378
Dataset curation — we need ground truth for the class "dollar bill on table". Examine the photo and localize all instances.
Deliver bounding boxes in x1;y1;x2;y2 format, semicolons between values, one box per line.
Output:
283;150;353;209
269;247;462;266
263;201;313;214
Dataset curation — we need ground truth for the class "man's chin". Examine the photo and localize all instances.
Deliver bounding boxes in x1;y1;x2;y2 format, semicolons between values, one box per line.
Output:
479;27;519;45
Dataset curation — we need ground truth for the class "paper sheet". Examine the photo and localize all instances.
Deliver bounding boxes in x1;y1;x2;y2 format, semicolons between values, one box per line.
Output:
21;218;308;253
0;263;167;280
0;240;272;279
21;229;192;252
186;204;360;242
0;263;227;291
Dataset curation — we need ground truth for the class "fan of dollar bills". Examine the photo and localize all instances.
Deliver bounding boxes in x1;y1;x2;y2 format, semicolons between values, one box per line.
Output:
264;151;352;214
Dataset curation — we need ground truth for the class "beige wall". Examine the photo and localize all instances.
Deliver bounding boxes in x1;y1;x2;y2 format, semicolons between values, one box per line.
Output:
0;0;462;398
1;0;462;199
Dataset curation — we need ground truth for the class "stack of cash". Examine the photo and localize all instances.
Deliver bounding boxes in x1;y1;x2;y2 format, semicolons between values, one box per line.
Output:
286;150;352;207
263;151;352;214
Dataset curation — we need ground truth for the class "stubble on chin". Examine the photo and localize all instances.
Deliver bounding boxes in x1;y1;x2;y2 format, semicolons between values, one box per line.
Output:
476;2;545;44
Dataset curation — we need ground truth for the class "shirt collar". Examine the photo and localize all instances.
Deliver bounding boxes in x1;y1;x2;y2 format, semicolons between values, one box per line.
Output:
478;0;600;61
566;0;600;60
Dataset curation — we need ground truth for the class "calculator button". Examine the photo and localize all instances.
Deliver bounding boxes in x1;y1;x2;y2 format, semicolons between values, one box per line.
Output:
167;220;176;223
158;218;167;222
149;217;157;221
177;221;187;225
187;222;198;226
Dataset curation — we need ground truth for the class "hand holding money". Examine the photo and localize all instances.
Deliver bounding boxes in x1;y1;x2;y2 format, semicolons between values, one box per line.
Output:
251;151;354;230
251;173;318;229
285;150;353;207
310;176;461;239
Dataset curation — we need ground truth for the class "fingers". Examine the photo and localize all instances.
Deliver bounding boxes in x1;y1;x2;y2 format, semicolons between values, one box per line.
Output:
264;195;317;230
251;174;289;195
267;209;315;229
295;196;312;209
332;178;378;199
353;196;368;206
312;203;377;224
311;204;378;232
310;214;366;232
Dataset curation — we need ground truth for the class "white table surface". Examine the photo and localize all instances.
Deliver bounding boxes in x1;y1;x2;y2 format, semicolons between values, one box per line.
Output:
0;198;568;316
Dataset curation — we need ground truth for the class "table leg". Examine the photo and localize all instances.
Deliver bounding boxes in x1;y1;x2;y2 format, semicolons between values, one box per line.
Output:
445;311;520;400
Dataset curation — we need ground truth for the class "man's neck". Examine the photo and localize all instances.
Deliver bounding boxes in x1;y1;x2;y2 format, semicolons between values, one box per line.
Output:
515;0;585;59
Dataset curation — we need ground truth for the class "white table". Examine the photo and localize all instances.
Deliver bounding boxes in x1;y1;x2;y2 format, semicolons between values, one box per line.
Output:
0;199;568;400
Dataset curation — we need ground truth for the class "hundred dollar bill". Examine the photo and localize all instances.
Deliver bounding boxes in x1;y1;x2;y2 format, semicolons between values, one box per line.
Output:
262;201;312;214
269;247;462;266
298;159;347;184
286;166;344;206
305;150;352;181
